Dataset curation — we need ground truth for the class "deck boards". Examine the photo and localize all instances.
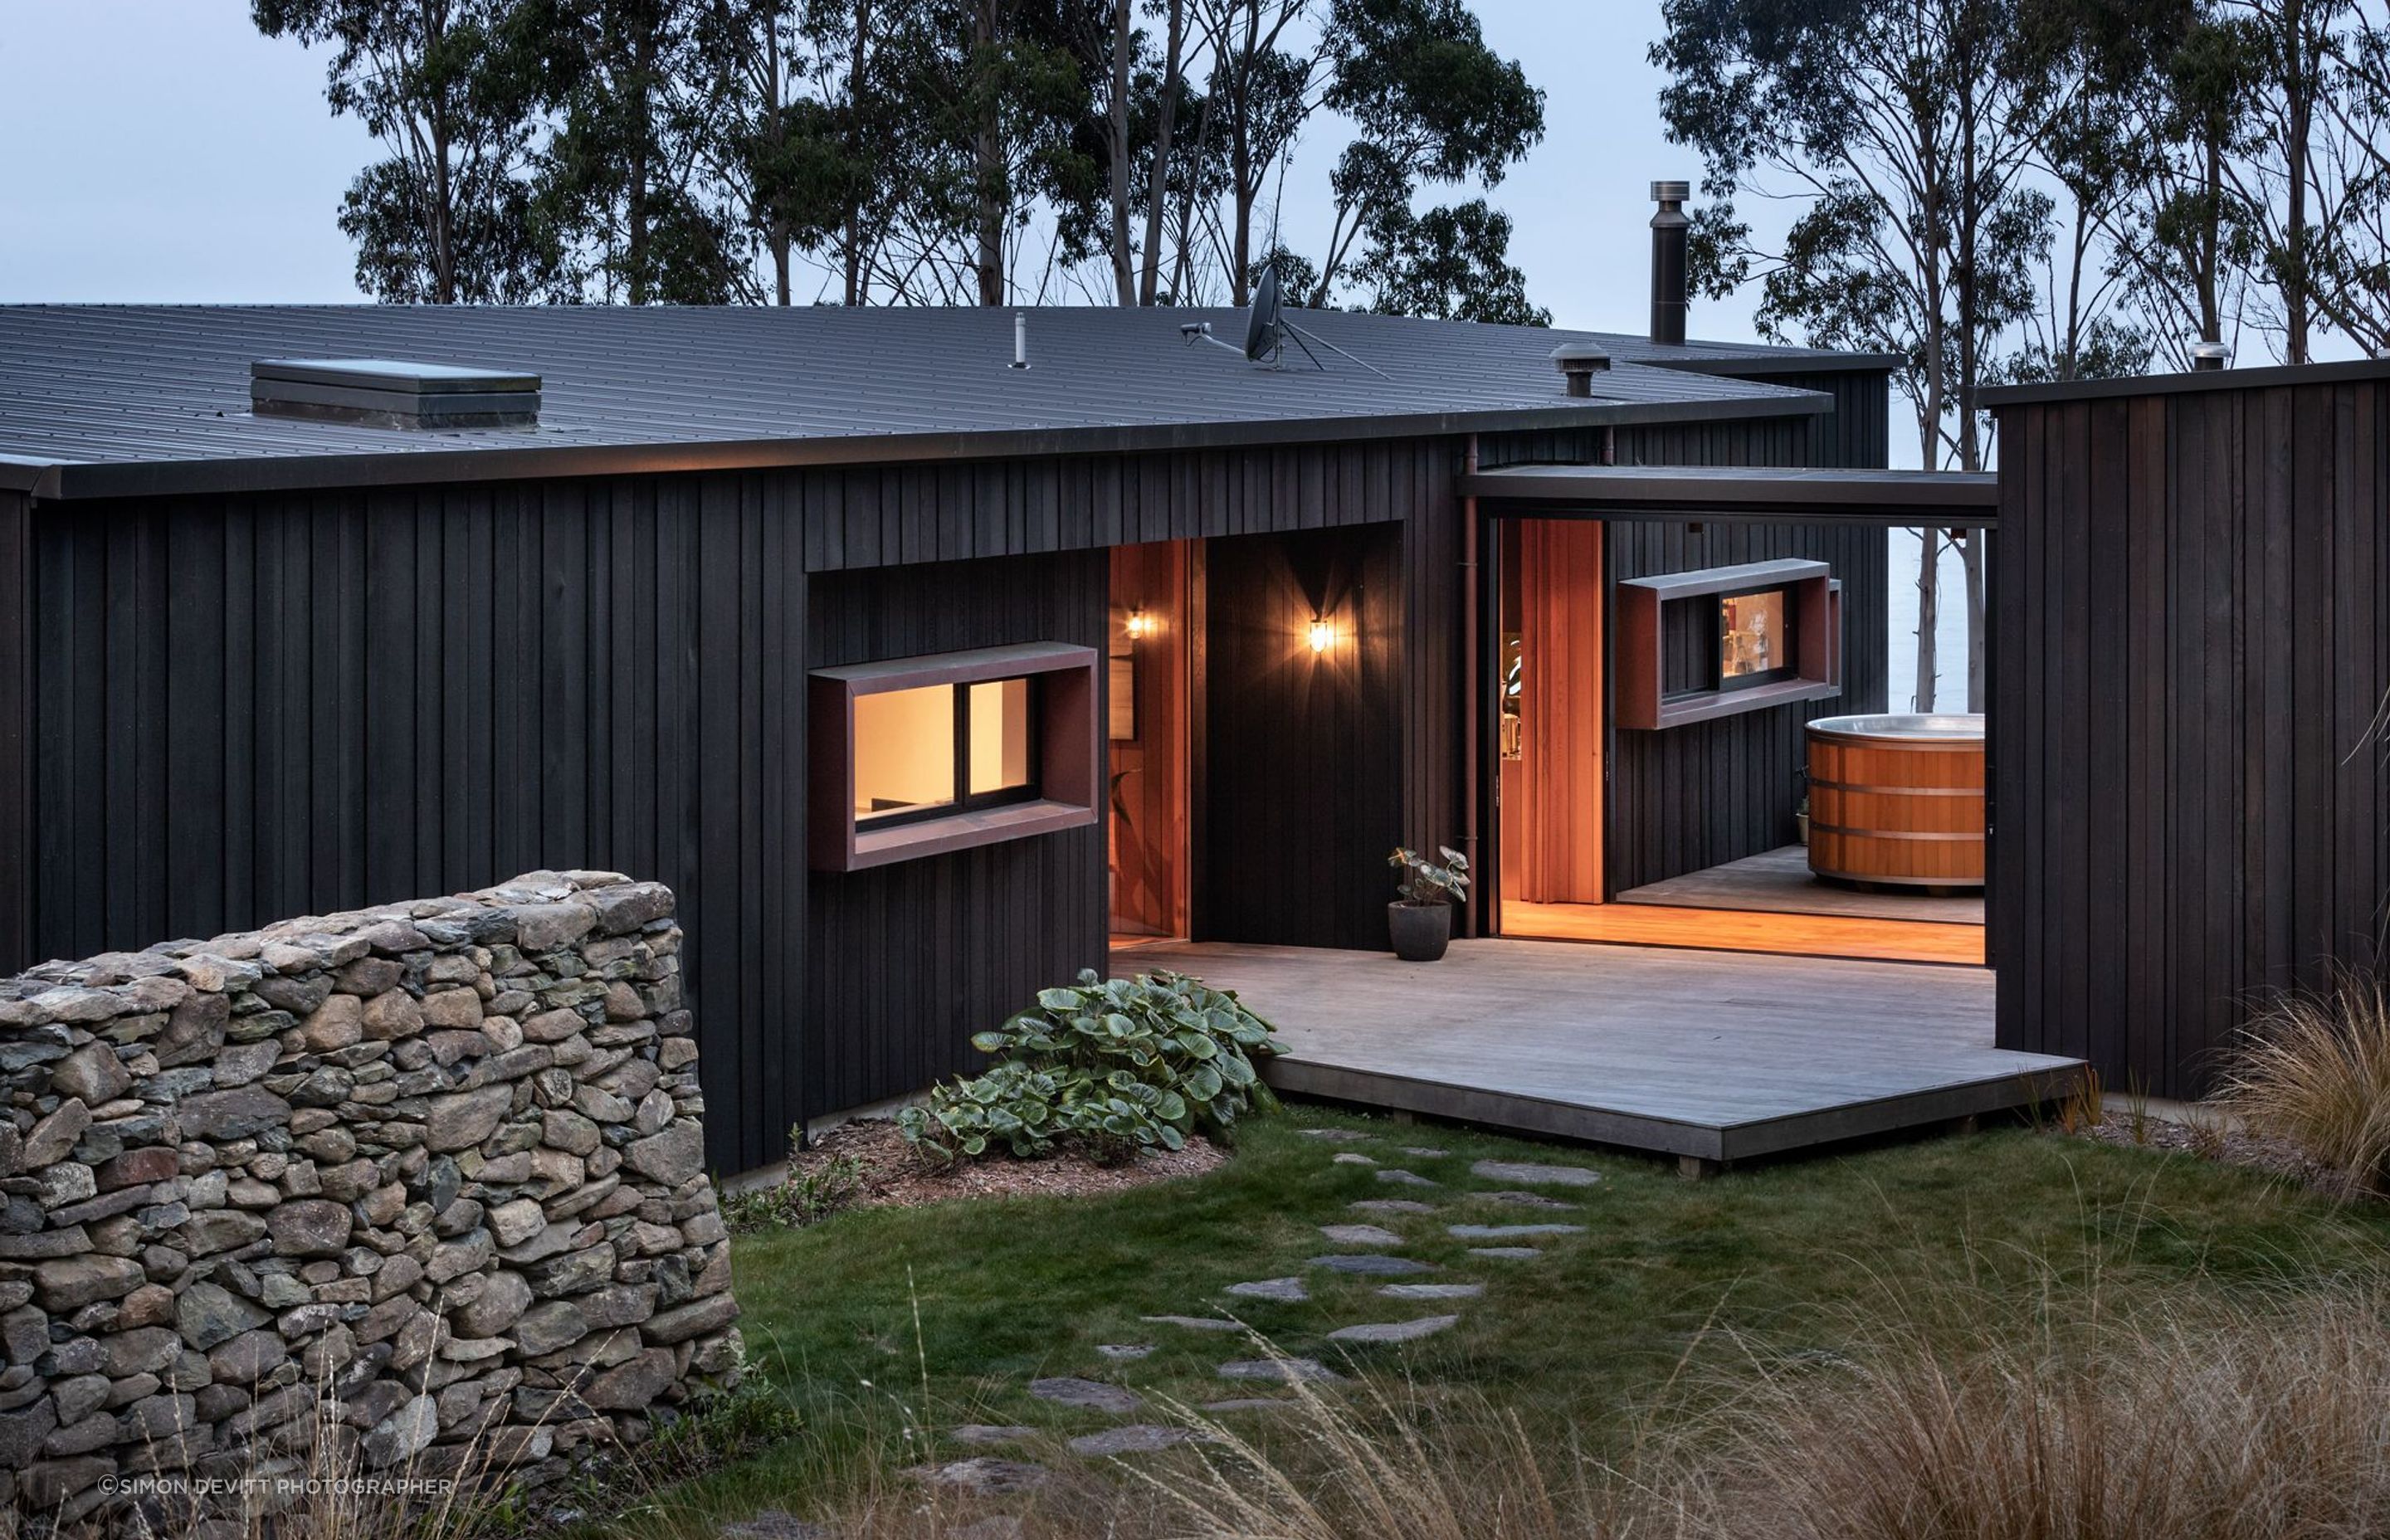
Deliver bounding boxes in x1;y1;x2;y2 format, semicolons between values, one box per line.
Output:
1129;938;2076;1162
1504;899;1986;966
1616;844;1985;924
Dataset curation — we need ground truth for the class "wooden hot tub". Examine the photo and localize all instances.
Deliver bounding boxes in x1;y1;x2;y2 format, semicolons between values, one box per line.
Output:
1806;714;1985;890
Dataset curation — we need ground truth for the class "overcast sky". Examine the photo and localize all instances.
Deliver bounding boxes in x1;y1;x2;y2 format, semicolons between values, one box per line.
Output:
0;0;1775;342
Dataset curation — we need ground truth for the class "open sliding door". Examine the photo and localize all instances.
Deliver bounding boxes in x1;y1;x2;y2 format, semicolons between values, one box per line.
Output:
1496;518;1607;924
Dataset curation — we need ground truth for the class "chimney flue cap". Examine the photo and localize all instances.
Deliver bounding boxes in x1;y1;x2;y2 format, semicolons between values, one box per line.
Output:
1550;341;1612;396
2190;340;2230;372
1651;179;1691;205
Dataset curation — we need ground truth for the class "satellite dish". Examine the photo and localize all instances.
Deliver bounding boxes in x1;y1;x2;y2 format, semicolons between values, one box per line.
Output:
1243;263;1285;362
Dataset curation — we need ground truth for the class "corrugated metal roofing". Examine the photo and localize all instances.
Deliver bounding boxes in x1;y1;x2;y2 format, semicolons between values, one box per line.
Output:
0;304;1882;500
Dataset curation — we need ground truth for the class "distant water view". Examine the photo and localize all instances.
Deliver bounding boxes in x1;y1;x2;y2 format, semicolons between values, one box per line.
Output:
1885;529;1978;714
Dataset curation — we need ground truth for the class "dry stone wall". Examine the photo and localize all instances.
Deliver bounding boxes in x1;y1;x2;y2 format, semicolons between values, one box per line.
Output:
0;871;739;1533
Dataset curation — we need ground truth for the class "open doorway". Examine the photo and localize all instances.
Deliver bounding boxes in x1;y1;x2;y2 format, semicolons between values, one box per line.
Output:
1107;541;1193;950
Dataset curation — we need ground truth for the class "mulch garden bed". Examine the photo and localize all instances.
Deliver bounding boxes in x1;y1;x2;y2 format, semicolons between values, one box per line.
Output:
774;1116;1227;1216
2071;1107;2365;1202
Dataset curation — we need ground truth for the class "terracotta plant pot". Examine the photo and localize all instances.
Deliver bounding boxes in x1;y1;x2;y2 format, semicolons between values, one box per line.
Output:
1388;900;1452;962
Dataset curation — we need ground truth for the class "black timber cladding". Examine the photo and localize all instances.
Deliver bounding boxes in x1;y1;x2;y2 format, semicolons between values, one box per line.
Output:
1988;368;2389;1098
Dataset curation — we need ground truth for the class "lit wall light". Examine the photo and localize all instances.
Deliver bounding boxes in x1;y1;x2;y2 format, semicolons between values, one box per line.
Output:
1124;608;1151;641
1306;616;1334;654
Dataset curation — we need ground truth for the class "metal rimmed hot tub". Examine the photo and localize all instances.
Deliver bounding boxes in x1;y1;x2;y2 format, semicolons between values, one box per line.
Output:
1805;714;1985;890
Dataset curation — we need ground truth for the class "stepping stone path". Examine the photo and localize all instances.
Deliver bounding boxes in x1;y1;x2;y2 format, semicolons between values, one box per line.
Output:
905;1458;1051;1495
1297;1128;1372;1141
1227;1277;1308;1302
1469;1246;1542;1260
1328;1314;1460;1343
1397;1146;1449;1158
1448;1223;1586;1239
1379;1282;1483;1299
1310;1253;1436;1275
1069;1424;1205;1456
1317;1223;1404;1246
719;1513;832;1540
1350;1198;1437;1214
1203;1396;1290;1412
1374;1168;1438;1187
1218;1357;1344;1384
1097;1343;1155;1360
1029;1377;1141;1414
1332;1152;1378;1165
950;1425;1036;1446
1480;1190;1579;1209
1471;1159;1603;1187
1143;1313;1242;1332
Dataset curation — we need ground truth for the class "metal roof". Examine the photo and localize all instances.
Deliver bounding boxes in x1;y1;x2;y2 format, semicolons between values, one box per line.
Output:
0;305;1887;500
1461;464;2000;527
1977;356;2390;407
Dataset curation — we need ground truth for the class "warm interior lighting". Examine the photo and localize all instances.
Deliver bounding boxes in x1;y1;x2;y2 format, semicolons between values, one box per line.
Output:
853;685;956;820
1307;616;1334;653
1124;609;1151;641
967;678;1032;793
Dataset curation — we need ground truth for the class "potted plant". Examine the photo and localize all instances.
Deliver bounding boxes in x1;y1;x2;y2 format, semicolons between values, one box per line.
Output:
1387;846;1469;962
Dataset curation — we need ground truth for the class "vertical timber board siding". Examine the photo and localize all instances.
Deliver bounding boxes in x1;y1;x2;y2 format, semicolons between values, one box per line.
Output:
1992;380;2389;1097
801;549;1110;1120
23;475;811;1172
0;493;27;973
1197;523;1405;950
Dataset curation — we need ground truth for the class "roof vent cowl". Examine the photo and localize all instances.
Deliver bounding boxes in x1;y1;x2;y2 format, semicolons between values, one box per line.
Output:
2190;340;2231;373
250;358;542;430
1549;342;1613;397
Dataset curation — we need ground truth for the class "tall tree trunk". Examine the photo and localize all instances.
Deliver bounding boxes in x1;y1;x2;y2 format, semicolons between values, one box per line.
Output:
2284;0;2314;363
844;0;869;305
1962;532;1986;712
628;25;654;305
1106;0;1134;305
1139;0;1188;305
768;18;791;305
973;0;1007;305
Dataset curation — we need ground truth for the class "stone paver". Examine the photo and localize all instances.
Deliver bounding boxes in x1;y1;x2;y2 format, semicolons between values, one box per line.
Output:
1068;1424;1204;1456
1378;1282;1484;1299
1202;1396;1290;1412
1468;1246;1543;1260
1374;1168;1438;1187
1227;1277;1308;1302
1296;1128;1372;1141
1332;1152;1378;1166
1328;1314;1460;1343
1028;1377;1140;1414
1349;1198;1437;1215
1310;1254;1436;1275
1480;1190;1579;1209
719;1512;832;1539
1471;1159;1603;1187
950;1424;1036;1445
1397;1146;1449;1157
1096;1343;1154;1360
1143;1313;1242;1332
905;1458;1051;1494
1317;1223;1404;1246
1447;1223;1586;1239
1218;1357;1344;1383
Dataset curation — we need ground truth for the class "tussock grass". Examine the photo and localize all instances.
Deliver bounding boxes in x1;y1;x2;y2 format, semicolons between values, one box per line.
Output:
2222;968;2390;1194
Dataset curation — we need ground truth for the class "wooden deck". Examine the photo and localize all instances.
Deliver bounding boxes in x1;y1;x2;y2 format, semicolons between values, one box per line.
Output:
1503;899;1985;966
1617;845;1986;924
1129;938;2078;1165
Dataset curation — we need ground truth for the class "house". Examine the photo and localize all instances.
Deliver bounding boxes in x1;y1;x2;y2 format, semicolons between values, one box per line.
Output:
4;202;2375;1171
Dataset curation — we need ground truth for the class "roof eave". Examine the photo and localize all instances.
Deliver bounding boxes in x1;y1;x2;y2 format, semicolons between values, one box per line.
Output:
21;392;1831;502
1978;356;2390;406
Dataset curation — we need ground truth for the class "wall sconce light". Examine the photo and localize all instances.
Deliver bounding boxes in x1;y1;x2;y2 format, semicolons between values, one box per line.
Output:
1306;616;1334;654
1124;608;1151;641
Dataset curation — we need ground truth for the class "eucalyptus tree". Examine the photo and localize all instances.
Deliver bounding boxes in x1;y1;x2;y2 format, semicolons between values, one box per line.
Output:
1654;0;2053;711
1352;199;1547;324
253;0;557;302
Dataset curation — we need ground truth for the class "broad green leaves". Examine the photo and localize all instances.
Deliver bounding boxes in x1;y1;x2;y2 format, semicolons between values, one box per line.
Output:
896;967;1281;1164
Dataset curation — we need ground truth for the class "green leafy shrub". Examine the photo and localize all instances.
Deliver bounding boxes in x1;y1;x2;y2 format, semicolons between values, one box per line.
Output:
897;968;1280;1162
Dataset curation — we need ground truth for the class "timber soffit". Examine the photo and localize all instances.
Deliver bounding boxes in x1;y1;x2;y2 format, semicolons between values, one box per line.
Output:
1460;464;2001;526
0;305;1868;501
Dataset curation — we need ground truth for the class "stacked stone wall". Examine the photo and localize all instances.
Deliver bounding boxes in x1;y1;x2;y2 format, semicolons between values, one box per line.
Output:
0;871;739;1532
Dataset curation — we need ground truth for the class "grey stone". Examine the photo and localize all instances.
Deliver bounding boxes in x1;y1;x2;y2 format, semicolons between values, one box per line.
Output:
1140;1314;1242;1333
181;1210;267;1256
1349;1199;1437;1215
512;904;595;953
1068;1424;1202;1456
423;1086;514;1153
1378;1283;1485;1299
96;1327;178;1377
624;1120;705;1186
1225;1277;1307;1303
1447;1223;1585;1239
949;1423;1036;1446
644;1291;739;1344
49;1043;133;1106
1327;1314;1460;1343
0;1396;58;1465
269;1198;353;1257
1317;1224;1404;1246
1095;1343;1153;1361
511;1301;588;1356
21;1100;91;1167
1295;1128;1372;1140
451;1270;532;1338
362;1393;437;1468
1373;1168;1439;1187
32;1158;94;1207
1216;1358;1344;1384
585;1348;678;1410
1468;1247;1543;1260
1397;1146;1449;1158
1480;1191;1580;1210
32;1255;144;1311
206;1328;290;1385
52;1375;109;1426
1202;1397;1290;1412
178;1086;293;1142
1469;1159;1603;1188
718;1513;833;1540
1027;1376;1139;1414
1330;1152;1377;1166
905;1457;1050;1495
1308;1255;1435;1276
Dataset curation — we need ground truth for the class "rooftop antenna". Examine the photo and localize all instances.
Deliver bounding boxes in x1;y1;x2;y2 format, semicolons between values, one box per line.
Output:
1178;262;1391;380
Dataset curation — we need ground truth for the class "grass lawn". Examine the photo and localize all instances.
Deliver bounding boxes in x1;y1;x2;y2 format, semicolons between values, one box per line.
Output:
617;1105;2390;1535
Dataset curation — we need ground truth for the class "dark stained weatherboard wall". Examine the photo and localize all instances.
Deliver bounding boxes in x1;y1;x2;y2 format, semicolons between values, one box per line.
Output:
1989;368;2388;1097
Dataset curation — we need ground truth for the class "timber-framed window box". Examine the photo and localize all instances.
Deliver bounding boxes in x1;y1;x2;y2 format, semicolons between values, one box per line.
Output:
1616;558;1841;729
809;642;1100;871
